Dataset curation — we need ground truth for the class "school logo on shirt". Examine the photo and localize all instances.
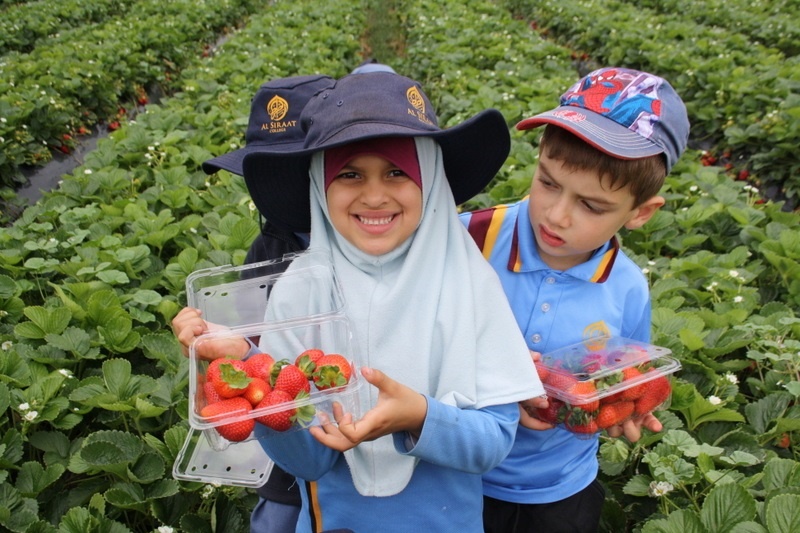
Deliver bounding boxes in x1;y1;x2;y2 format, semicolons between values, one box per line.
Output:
407;86;434;126
583;321;611;351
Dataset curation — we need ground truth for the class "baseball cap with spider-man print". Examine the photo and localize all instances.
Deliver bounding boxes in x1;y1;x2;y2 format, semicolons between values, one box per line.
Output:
516;67;690;173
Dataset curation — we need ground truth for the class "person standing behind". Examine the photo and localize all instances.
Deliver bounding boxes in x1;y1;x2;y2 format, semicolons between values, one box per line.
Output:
239;72;544;533
460;67;690;533
184;73;334;533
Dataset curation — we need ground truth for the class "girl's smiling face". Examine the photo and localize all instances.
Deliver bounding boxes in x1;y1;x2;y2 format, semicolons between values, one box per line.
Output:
528;152;663;271
326;153;423;256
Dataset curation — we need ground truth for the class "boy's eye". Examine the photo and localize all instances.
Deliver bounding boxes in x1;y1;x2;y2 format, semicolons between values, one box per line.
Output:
582;201;606;214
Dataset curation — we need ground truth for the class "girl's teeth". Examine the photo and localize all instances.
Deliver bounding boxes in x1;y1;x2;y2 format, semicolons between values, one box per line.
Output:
359;216;393;225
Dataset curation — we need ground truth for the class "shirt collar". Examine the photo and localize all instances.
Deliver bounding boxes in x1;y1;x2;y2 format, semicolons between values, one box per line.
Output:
510;203;619;283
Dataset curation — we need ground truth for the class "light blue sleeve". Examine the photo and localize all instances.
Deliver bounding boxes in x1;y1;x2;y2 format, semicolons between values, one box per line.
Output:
255;423;340;481
393;398;519;474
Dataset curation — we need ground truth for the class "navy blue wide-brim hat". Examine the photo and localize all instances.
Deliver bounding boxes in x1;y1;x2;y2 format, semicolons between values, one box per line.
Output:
242;72;511;233
202;74;335;176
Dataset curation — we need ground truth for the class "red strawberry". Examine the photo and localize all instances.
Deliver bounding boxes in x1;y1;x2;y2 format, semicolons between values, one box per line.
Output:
312;354;352;391
580;353;606;374
200;397;254;442
569;420;599;434
532;398;565;425
596;401;635;429
533;361;551;383
294;349;324;379
565;410;598;434
203;381;222;405
619;367;648;401
567;381;600;412
206;356;239;383
273;363;311;398
633;374;671;415
255;390;315;432
243;377;272;407
213;359;251;398
543;371;578;392
255;390;295;431
244;352;276;381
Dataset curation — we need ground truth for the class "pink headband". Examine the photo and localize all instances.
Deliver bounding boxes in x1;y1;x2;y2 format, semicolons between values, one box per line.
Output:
323;137;421;192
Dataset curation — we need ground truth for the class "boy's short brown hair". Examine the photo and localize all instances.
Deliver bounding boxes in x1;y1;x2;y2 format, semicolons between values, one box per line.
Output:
539;124;666;207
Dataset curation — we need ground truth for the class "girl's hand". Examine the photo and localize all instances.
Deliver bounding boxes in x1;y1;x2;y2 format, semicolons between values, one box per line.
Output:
309;367;427;451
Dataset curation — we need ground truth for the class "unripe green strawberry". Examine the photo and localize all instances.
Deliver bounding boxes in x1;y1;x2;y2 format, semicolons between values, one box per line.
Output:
200;397;254;442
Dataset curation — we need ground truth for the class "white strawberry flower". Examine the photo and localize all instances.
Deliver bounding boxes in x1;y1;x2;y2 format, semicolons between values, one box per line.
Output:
648;481;673;497
24;411;38;422
708;395;722;405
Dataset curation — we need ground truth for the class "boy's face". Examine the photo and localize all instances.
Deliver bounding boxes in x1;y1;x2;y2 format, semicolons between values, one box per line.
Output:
528;152;663;271
326;153;423;256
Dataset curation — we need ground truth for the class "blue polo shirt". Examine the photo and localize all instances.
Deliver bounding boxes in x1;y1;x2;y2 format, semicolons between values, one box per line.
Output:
460;197;652;503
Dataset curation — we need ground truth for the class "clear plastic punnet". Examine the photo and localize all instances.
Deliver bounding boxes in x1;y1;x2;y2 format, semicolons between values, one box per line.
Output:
173;250;362;487
531;336;681;437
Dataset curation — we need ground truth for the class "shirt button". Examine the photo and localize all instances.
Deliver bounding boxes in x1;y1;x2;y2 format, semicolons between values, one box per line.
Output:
546;277;556;284
541;303;550;312
531;334;542;343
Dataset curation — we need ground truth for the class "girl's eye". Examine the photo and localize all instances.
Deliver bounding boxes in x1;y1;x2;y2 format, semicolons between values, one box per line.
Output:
388;169;408;178
335;171;359;180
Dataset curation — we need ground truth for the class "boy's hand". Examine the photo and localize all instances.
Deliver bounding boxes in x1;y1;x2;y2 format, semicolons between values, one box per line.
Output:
309;367;427;451
516;350;556;430
605;413;663;442
171;307;249;360
518;397;555;430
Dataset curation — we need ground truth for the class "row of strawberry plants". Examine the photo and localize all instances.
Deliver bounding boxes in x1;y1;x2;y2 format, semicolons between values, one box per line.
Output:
502;0;800;210
401;1;800;530
1;0;798;532
0;0;129;55
0;0;364;530
627;0;800;57
0;0;263;190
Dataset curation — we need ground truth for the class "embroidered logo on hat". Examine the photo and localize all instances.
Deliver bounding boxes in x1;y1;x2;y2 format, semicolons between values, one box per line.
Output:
267;95;289;121
407;86;434;126
201;74;335;176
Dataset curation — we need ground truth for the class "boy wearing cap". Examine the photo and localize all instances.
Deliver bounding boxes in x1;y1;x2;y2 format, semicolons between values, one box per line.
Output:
460;67;690;532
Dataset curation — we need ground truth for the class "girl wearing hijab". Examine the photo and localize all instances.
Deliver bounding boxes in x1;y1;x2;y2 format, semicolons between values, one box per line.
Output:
234;72;544;533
